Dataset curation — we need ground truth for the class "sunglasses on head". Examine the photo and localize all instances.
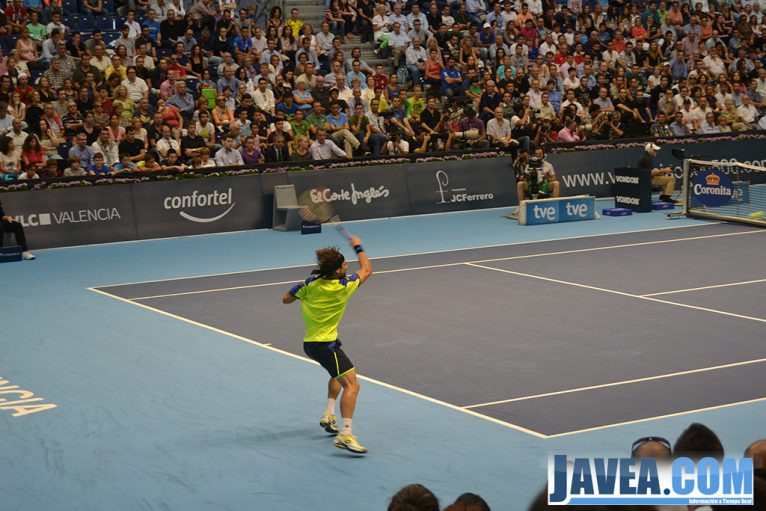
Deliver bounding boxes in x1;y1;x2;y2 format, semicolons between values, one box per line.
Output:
631;436;671;456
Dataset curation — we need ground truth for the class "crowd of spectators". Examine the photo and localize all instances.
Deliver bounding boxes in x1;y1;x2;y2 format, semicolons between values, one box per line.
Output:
386;424;764;511
528;423;765;510
0;0;764;181
387;485;492;511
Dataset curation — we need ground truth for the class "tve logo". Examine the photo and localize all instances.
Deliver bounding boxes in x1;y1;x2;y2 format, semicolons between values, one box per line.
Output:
532;203;558;222
561;200;591;220
521;196;595;225
548;455;754;506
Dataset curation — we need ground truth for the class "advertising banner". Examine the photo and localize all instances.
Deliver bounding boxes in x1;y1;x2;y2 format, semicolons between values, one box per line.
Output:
132;175;267;239
550;138;766;197
519;196;596;225
4;138;763;249
405;157;517;215
4;186;138;249
286;167;411;221
613;167;652;212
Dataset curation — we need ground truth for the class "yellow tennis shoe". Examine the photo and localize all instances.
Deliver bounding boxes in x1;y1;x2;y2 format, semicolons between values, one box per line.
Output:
320;415;339;434
333;434;368;454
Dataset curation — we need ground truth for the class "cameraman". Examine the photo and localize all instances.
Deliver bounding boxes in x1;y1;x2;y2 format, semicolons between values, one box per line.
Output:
591;107;624;140
517;146;559;200
382;128;410;154
533;119;557;148
506;147;559;218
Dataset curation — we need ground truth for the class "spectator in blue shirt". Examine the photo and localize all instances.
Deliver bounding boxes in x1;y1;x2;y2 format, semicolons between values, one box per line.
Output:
295;38;320;69
326;100;360;155
346;60;368;89
68;133;95;168
440;57;462;98
142;10;161;45
87;152;112;175
166;81;196;122
233;27;253;64
216;67;240;95
276;94;300;121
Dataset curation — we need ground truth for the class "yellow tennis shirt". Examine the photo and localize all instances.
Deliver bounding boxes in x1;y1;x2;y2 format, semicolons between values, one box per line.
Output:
290;274;361;342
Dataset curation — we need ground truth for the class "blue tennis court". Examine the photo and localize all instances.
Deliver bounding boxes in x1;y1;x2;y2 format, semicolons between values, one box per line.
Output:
2;205;765;510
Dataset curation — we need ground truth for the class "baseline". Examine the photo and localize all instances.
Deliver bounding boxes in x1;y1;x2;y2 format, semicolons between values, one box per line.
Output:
641;278;766;297
464;263;766;325
88;287;549;439
118;228;764;301
464;358;766;409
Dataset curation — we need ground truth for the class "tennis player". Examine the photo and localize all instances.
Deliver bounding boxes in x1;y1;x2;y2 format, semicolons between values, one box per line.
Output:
282;236;373;454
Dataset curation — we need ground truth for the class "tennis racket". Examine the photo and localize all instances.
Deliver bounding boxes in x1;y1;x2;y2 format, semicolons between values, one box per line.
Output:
297;187;353;241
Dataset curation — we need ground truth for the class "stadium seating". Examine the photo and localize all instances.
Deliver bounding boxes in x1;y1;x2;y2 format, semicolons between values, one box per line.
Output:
95;17;117;32
62;0;78;15
77;16;96;33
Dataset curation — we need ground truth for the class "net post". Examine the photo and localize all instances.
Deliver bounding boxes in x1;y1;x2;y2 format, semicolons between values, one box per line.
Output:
681;158;691;216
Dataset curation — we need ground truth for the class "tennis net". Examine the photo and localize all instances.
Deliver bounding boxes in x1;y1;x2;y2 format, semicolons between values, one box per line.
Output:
681;158;766;227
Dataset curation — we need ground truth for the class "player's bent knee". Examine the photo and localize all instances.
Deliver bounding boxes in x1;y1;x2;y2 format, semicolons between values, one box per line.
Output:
338;370;359;391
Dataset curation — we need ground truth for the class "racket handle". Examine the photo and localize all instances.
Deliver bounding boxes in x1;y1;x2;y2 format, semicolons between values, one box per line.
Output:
336;224;353;240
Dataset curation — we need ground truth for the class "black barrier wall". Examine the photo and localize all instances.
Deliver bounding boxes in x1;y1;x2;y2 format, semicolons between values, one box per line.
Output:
3;176;269;249
406;157;516;214
550;138;766;197
4;138;763;249
3;186;138;247
132;175;265;239
3;157;518;249
286;166;412;220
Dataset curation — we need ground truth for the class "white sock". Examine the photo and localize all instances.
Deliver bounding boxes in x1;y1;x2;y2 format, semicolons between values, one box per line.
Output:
322;398;336;418
342;417;352;436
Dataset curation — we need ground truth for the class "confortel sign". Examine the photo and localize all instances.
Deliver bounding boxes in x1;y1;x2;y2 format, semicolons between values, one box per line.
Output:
162;188;236;223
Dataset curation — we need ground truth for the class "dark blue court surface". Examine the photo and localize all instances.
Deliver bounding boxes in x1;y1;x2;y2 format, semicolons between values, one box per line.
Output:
96;223;766;438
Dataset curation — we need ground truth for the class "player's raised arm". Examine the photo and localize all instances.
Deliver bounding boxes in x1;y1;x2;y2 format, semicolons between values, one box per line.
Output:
283;280;304;304
349;236;373;284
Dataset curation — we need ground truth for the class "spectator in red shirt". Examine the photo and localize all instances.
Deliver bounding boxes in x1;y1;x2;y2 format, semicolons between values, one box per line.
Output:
14;74;34;105
4;0;28;34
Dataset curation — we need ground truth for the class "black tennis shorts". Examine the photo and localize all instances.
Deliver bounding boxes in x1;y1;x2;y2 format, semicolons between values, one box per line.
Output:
303;340;355;379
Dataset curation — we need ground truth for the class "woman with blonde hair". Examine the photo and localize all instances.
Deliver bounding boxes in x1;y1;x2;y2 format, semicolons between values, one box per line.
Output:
299;23;317;52
212;95;235;131
8;91;26;124
112;86;135;124
291;135;312;162
459;37;478;71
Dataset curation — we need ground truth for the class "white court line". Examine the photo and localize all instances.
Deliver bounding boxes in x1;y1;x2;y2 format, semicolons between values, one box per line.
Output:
465;262;766;325
543;396;766;439
128;228;765;300
132;279;307;300
91;222;726;289
464;357;766;409
641;278;766;297
88;287;549;439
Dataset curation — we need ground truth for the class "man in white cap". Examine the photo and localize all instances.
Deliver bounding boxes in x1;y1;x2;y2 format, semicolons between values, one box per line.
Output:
637;142;677;203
